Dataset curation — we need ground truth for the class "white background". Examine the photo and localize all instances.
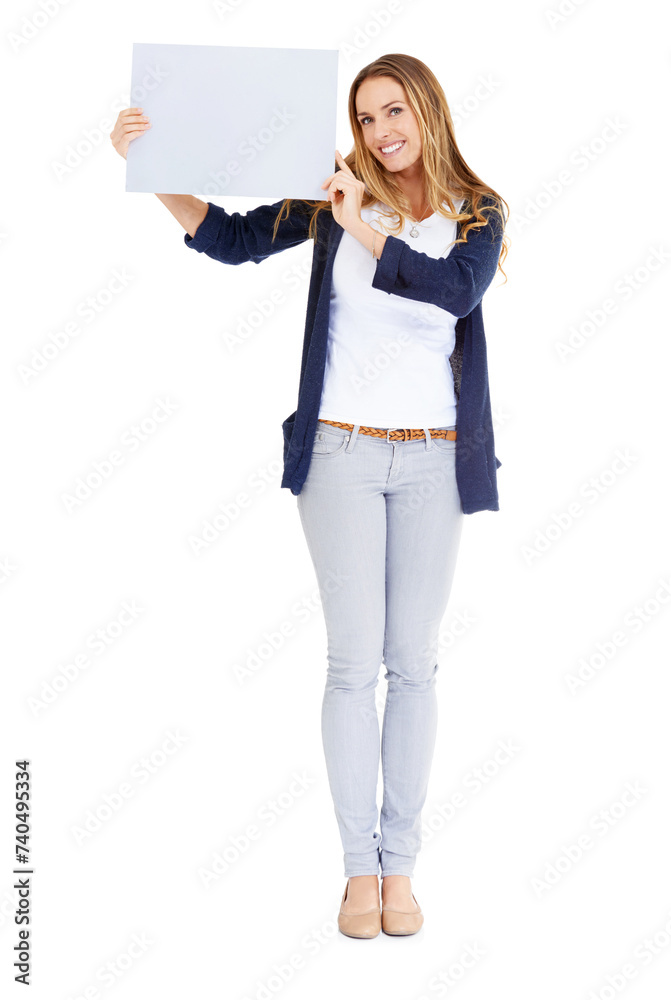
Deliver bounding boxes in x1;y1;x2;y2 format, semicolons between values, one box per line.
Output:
2;0;670;997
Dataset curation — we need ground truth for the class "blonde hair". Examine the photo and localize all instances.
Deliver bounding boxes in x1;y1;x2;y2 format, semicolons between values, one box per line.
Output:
271;52;509;281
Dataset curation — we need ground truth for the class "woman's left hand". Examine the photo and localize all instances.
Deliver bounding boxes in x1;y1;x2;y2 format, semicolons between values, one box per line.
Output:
321;150;366;232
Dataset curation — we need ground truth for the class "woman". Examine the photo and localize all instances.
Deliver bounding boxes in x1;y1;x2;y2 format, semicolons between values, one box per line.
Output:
111;52;508;939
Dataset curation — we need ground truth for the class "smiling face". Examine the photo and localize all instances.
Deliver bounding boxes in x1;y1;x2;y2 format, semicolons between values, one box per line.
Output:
355;75;423;176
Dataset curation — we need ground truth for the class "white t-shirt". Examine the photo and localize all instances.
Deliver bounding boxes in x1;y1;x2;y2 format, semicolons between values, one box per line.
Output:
317;198;465;428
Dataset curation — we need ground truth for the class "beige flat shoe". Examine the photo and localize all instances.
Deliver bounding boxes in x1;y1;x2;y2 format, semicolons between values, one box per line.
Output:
337;879;381;938
381;892;424;935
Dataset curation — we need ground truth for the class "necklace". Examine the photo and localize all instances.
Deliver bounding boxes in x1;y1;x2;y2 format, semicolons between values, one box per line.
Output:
408;200;430;238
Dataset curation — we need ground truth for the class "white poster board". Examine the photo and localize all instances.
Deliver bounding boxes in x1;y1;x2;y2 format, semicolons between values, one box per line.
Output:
125;42;339;200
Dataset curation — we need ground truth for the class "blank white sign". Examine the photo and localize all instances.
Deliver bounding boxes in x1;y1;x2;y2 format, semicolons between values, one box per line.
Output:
125;42;339;199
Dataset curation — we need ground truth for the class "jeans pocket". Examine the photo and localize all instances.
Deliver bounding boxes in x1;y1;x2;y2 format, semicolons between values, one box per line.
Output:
431;430;456;453
311;428;349;458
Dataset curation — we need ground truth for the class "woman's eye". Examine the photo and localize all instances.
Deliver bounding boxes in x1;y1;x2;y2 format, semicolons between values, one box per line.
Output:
361;107;402;126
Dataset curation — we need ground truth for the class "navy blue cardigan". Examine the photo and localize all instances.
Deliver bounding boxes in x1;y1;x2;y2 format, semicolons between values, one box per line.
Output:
184;195;505;513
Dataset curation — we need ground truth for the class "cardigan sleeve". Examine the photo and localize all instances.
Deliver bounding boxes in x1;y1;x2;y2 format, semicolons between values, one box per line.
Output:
371;195;505;318
184;199;313;265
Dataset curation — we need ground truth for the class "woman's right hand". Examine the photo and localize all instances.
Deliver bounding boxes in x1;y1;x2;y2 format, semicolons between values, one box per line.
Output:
111;107;207;236
110;107;151;159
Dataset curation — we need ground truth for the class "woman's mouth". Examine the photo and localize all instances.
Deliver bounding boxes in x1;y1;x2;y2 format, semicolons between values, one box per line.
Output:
379;139;406;158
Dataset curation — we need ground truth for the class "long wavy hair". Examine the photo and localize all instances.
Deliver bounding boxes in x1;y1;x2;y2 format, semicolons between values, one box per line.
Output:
271;52;509;281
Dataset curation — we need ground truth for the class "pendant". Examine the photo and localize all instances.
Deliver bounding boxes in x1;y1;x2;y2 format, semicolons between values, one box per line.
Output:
409;224;419;238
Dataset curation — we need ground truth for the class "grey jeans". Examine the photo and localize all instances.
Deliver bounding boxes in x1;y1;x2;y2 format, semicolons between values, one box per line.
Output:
296;419;463;877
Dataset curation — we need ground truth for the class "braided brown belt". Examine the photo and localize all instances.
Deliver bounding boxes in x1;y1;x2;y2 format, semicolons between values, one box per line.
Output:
319;420;457;442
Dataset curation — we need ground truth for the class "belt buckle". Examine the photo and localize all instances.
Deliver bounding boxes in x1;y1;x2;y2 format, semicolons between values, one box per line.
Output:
386;427;399;442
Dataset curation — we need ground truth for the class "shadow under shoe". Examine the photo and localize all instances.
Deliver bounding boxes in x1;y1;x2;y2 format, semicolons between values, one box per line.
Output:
381;892;424;935
337;879;381;939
